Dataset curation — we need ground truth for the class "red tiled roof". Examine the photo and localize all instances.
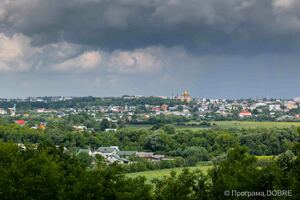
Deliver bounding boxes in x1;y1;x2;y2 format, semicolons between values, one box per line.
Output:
15;120;26;125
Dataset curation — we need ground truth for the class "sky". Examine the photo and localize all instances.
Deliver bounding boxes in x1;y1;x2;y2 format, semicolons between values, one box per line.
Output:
0;0;300;98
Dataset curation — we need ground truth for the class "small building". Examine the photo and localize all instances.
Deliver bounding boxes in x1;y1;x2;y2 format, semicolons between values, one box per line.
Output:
285;101;298;110
160;104;169;112
23;113;30;117
106;154;130;164
8;108;16;116
94;146;130;164
38;122;47;130
151;154;166;162
136;152;168;162
37;108;58;113
118;151;137;159
239;111;252;118
37;108;45;113
105;128;117;132
73;125;87;132
152;107;160;112
15;120;26;126
136;152;154;159
0;108;7;115
96;146;119;157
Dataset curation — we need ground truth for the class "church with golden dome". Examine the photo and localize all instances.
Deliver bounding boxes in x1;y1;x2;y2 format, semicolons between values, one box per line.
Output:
176;91;192;103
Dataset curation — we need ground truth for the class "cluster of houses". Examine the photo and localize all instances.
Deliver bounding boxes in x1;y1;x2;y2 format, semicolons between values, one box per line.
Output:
1;94;300;122
0;104;16;116
87;97;300;121
16;143;169;165
197;98;300;120
14;120;47;130
77;146;169;164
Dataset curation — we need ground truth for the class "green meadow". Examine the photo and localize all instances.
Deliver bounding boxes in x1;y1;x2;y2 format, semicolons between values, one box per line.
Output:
127;156;275;182
126;165;212;182
211;121;300;129
129;121;300;130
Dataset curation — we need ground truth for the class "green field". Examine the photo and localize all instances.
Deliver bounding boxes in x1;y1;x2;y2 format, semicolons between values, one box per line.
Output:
126;165;212;182
212;121;300;129
128;121;300;130
127;157;274;182
255;155;275;160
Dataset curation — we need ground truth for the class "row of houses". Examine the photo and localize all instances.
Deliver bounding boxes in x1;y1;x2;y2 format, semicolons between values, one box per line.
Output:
16;143;168;165
77;146;169;164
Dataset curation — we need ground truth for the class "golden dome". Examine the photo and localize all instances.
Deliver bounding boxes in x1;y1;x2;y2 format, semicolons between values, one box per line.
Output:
182;91;190;97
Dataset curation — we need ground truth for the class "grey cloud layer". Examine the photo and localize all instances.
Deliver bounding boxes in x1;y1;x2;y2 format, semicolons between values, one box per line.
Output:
1;0;300;53
2;0;300;98
0;32;175;73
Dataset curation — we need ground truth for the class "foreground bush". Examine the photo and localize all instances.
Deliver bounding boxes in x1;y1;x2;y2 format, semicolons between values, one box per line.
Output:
0;142;299;200
0;142;153;200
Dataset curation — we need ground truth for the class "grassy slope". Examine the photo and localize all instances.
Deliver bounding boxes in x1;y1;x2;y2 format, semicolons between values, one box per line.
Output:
212;121;300;129
128;121;300;130
127;157;274;182
126;165;212;182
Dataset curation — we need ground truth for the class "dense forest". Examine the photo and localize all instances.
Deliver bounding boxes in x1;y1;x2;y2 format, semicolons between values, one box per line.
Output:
0;119;299;171
0;97;185;110
0;142;299;200
0;122;299;158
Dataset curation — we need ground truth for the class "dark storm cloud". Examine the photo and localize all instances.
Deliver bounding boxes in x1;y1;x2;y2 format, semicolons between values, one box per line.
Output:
1;0;300;54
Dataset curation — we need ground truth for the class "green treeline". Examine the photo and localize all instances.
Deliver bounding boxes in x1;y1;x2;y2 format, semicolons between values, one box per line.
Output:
0;97;185;110
0;124;298;164
0;142;299;200
0;142;152;200
0;123;300;166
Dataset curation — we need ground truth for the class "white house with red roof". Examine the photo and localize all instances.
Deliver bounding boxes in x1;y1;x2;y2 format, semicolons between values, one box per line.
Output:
239;110;252;118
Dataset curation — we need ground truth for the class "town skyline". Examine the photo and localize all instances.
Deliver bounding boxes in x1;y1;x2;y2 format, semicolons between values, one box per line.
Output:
2;94;300;100
2;92;300;124
1;92;300;100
